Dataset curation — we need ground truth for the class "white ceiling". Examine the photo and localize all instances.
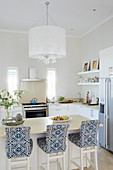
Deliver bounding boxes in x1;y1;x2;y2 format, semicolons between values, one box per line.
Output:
0;0;113;37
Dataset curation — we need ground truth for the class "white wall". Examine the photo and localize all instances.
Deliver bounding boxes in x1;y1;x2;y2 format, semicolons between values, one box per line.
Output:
0;31;81;99
1;17;113;101
80;17;113;99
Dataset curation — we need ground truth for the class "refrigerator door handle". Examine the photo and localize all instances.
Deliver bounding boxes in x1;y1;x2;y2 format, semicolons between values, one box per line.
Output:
105;78;111;149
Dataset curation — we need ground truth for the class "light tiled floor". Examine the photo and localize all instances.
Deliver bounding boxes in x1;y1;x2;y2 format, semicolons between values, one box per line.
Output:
75;147;113;170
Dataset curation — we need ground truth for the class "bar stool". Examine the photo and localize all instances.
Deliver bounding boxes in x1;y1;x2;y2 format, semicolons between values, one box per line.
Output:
5;126;33;170
68;120;100;170
37;124;69;170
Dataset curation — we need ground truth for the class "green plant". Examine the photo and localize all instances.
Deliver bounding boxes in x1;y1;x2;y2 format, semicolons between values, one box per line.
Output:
0;89;25;118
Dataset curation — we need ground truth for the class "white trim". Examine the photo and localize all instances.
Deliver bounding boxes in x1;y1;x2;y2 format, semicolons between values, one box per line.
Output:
0;29;27;34
66;35;81;38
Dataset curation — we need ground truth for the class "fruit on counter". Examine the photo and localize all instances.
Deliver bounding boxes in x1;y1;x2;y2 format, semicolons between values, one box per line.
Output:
52;116;69;121
60;99;73;103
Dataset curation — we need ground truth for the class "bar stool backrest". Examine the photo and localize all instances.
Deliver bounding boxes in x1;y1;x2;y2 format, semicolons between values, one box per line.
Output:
80;120;100;148
5;127;31;159
46;124;69;154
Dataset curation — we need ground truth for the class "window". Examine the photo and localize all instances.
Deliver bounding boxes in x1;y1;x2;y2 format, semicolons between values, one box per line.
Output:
7;67;18;94
47;68;56;100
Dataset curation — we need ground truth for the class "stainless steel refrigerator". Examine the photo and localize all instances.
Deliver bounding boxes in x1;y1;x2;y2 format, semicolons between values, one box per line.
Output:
99;46;113;152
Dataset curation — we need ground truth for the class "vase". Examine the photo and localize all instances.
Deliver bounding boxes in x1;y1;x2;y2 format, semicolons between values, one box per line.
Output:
2;106;13;122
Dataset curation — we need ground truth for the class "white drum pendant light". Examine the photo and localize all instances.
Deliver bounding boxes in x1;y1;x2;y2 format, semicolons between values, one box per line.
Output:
28;2;66;64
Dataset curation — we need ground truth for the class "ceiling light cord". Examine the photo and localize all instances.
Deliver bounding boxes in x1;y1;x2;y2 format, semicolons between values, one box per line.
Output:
45;2;49;25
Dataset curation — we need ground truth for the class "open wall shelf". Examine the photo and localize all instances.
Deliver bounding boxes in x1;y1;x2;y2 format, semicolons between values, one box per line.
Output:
77;70;100;75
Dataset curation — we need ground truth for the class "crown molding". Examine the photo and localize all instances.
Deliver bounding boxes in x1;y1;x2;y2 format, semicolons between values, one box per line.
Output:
0;29;27;34
81;15;113;38
0;15;113;39
66;35;81;38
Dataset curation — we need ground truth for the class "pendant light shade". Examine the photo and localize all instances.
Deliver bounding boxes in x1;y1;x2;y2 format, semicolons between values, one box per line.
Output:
28;2;66;64
29;25;66;63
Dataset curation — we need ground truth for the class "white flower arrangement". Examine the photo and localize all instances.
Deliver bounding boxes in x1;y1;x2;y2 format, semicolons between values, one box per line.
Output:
0;89;25;118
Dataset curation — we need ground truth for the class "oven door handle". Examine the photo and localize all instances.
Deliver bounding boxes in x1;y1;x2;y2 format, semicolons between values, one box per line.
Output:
23;108;47;111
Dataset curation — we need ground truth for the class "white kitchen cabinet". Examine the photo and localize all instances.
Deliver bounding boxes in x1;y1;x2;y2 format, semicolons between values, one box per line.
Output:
48;104;99;120
49;104;82;116
55;104;68;116
89;108;98;120
67;104;82;115
48;105;56;116
79;106;99;120
49;104;68;116
79;106;90;119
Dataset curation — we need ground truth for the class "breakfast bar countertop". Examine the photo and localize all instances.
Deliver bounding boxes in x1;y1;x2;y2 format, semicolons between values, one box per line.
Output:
0;115;90;137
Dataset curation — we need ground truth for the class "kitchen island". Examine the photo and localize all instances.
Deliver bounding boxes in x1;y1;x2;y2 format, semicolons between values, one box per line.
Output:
0;115;100;170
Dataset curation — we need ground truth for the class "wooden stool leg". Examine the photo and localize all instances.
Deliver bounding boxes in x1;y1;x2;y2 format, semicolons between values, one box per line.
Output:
27;157;30;170
47;154;49;170
68;141;71;170
80;148;83;170
85;147;89;168
7;159;11;170
94;146;98;170
62;152;65;170
38;147;40;170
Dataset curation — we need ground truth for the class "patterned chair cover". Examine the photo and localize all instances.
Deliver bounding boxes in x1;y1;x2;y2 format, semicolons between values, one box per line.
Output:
5;127;33;159
68;120;100;148
37;124;69;154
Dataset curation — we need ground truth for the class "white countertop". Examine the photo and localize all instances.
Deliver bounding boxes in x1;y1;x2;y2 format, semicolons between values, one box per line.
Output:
0;115;89;137
48;102;99;110
0;115;103;138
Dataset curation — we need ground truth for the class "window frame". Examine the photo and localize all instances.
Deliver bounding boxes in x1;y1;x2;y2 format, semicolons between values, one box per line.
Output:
7;67;19;93
47;68;56;100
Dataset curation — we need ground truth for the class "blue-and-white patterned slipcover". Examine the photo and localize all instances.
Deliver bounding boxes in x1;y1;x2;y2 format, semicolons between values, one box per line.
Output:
37;124;69;154
5;127;33;159
68;120;100;148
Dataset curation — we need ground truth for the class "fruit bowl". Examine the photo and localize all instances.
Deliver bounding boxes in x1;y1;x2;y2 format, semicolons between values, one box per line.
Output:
58;100;73;103
50;116;72;123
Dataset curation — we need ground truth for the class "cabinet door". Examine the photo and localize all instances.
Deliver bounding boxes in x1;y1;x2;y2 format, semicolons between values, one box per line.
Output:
67;104;75;115
80;106;90;119
48;105;56;116
67;104;81;115
55;104;68;116
49;104;68;116
89;109;99;120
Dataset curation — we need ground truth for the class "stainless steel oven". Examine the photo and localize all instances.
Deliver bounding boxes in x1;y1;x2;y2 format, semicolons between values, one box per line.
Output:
22;103;48;118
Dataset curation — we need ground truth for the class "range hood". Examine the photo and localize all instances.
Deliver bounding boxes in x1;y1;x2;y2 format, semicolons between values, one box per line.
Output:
21;68;46;82
21;79;46;82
